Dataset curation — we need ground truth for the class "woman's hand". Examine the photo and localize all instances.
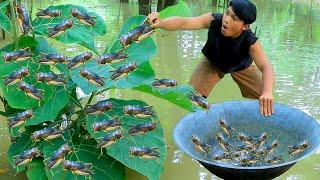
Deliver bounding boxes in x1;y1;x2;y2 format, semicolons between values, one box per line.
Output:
259;92;274;116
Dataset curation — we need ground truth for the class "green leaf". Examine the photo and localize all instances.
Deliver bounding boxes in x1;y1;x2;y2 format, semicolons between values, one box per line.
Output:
26;160;48;180
134;84;195;111
0;37;70;136
0;56;58;109
41;136;125;180
34;36;57;54
7;134;34;172
72;16;157;94
86;98;166;180
8;86;70;137
113;15;147;45
0;1;8;12
71;60;155;94
8;130;70;173
32;4;106;53
0;36;68;110
159;0;191;19
17;36;38;49
78;40;99;55
0;41;14;52
110;15;156;53
27;87;69;125
0;12;11;34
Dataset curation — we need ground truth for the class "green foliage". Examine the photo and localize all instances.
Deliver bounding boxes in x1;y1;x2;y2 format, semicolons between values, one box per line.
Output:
0;1;9;12
72;16;157;94
26;160;48;180
0;0;11;36
159;0;192;19
86;98;166;180
1;2;194;180
134;84;195;111
0;12;11;34
8;133;34;172
71;60;156;94
40;135;125;180
32;4;107;54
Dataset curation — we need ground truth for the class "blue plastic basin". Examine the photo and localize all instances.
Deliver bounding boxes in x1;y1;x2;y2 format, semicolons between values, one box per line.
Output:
173;100;320;180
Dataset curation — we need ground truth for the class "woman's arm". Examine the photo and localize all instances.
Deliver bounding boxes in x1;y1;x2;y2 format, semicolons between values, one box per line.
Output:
148;12;214;31
250;40;275;116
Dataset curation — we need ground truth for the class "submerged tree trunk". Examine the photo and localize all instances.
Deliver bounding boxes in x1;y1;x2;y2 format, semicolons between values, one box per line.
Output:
138;0;151;15
164;0;177;6
122;0;130;22
212;0;218;6
157;0;164;12
157;0;177;12
120;0;129;2
218;0;229;7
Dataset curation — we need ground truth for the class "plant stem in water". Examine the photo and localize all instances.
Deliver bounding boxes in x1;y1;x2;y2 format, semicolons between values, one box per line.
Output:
9;0;18;48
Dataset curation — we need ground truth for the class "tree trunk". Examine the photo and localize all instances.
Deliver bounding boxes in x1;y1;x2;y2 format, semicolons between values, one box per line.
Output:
157;0;177;12
163;0;177;9
1;0;9;40
138;0;151;15
122;0;130;22
212;0;218;6
157;0;164;11
120;0;129;2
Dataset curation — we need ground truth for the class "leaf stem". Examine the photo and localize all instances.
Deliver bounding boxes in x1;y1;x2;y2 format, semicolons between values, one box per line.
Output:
84;91;96;109
0;111;7;116
69;95;84;111
30;0;35;38
84;87;112;109
9;0;18;48
96;87;111;96
0;95;5;104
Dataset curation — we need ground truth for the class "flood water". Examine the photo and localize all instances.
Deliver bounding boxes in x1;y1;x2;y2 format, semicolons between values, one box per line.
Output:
1;0;320;179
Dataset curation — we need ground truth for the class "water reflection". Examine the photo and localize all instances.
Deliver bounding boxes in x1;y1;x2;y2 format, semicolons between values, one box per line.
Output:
285;174;304;180
172;150;184;163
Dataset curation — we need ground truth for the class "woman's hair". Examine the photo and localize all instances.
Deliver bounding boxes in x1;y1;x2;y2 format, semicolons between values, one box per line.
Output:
229;0;257;24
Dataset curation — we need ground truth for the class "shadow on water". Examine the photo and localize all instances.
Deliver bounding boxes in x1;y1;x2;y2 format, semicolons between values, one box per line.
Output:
1;0;320;179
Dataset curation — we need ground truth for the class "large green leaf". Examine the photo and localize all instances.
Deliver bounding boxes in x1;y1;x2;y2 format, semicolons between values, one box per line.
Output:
33;36;57;54
71;16;157;94
41;135;125;180
110;15;157;53
0;55;57;109
71;60;155;94
86;98;166;180
159;0;191;19
0;12;11;35
17;36;38;49
8;129;70;173
0;37;70;136
0;37;69;110
0;1;8;12
0;37;37;81
7;134;35;172
32;4;106;54
79;40;99;55
26;159;48;180
134;83;195;111
8;86;70;137
0;36;39;76
111;15;149;50
27;87;69;125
